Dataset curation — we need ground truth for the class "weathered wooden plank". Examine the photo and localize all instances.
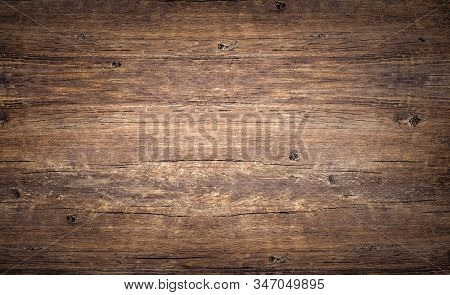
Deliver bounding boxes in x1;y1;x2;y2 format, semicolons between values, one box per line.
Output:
0;0;449;274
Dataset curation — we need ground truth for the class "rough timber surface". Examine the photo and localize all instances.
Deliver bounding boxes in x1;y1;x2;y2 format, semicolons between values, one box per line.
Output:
0;0;449;274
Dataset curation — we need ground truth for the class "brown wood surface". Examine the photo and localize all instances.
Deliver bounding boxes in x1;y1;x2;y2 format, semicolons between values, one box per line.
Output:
0;0;449;274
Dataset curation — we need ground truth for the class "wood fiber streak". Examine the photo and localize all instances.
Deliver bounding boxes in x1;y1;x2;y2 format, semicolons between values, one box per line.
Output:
0;0;449;274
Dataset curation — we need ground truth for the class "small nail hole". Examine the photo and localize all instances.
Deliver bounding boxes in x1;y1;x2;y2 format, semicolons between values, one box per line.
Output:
66;215;76;224
12;189;21;198
26;245;42;252
112;61;122;68
0;112;10;126
328;175;336;185
275;1;286;12
269;255;287;263
360;245;377;252
217;42;236;51
312;33;328;39
289;150;300;161
395;113;422;127
408;115;422;127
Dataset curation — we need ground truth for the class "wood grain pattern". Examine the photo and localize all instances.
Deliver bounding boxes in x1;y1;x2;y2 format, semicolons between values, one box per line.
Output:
0;0;449;274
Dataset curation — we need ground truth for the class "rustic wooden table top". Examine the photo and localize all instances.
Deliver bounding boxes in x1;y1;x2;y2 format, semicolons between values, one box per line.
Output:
0;0;449;274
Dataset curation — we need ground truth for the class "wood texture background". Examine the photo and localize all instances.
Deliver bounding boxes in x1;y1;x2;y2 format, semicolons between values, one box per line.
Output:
0;0;449;274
